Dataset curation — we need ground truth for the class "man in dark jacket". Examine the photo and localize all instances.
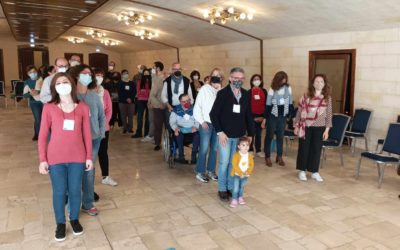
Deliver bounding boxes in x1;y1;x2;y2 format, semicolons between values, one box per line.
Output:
210;67;254;201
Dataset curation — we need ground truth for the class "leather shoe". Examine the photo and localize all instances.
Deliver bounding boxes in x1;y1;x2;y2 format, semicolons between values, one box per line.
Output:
265;157;272;167
276;156;285;166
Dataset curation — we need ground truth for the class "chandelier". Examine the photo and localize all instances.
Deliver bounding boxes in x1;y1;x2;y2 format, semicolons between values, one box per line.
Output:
203;7;254;25
117;11;152;25
68;37;84;44
101;39;120;46
86;29;106;38
134;29;159;40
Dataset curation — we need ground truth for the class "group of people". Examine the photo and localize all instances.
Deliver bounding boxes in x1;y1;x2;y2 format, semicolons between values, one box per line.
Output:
23;54;333;241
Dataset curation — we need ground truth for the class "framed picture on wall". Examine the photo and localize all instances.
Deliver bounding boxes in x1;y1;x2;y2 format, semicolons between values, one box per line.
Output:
64;53;84;63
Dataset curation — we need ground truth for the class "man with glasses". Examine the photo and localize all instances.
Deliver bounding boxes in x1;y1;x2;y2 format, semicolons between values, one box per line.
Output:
40;57;69;103
210;67;254;201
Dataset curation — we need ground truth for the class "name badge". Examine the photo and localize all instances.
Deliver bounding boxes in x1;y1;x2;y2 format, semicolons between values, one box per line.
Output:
254;95;260;100
233;104;241;113
125;85;130;90
183;114;190;120
279;98;285;105
63;119;75;131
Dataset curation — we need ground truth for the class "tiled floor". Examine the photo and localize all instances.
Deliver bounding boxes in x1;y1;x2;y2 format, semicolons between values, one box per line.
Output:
0;105;400;250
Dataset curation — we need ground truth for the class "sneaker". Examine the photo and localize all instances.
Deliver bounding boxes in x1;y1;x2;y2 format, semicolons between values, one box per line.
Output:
82;207;98;216
102;176;118;186
230;199;238;208
196;173;209;183
298;171;307;181
256;152;265;158
208;172;218;181
311;172;324;182
154;145;161;151
32;135;38;141
238;197;246;205
70;220;84;236
141;136;154;143
94;192;100;202
55;224;66;242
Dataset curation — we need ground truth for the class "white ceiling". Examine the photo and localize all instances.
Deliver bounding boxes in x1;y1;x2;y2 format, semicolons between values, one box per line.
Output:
3;0;400;52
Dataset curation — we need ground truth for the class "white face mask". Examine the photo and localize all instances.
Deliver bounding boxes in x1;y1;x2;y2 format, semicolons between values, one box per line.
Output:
96;76;104;85
55;83;72;96
253;80;261;87
193;75;199;80
57;66;68;73
151;68;156;75
70;60;80;67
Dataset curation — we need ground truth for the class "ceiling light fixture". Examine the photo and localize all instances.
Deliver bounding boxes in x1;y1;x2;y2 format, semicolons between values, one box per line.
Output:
133;29;159;40
117;11;152;25
202;7;254;25
101;39;120;46
86;29;106;38
84;0;97;4
68;37;85;44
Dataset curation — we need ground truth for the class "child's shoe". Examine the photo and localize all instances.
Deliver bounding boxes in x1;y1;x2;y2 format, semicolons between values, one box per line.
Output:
238;197;246;205
230;199;238;208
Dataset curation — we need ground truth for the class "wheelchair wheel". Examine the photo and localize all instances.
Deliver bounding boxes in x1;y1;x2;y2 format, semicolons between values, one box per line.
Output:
162;129;170;162
168;155;174;168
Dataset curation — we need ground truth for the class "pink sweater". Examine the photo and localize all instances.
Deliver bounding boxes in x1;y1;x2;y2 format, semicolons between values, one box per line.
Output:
103;89;112;131
136;80;150;101
38;102;93;165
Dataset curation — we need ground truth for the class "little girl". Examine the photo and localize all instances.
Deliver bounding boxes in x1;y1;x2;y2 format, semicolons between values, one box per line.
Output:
230;137;254;208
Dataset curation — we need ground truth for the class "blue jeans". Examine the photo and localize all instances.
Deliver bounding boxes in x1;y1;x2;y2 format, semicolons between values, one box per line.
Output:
265;115;286;157
232;175;248;199
30;101;43;136
82;137;101;210
196;123;218;174
217;138;238;192
176;131;200;161
49;163;85;224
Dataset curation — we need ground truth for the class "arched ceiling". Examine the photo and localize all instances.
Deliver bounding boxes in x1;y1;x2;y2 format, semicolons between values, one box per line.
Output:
2;0;400;52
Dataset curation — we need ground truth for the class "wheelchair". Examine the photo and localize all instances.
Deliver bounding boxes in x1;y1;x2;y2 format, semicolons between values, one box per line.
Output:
162;127;195;168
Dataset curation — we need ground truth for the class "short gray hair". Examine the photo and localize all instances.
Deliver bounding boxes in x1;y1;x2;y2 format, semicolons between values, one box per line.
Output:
230;67;245;75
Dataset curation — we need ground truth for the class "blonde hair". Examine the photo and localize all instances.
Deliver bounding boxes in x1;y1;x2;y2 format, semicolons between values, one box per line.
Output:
209;67;225;85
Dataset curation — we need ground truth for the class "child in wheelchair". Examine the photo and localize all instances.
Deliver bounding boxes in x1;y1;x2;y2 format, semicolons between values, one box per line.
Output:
169;94;200;164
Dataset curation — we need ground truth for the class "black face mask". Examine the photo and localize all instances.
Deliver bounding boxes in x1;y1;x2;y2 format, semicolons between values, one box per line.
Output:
173;71;182;77
210;76;221;83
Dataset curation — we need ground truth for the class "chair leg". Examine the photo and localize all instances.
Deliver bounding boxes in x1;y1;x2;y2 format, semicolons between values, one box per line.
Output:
351;137;356;156
378;163;385;188
355;157;362;178
364;137;369;152
340;148;344;166
285;137;288;156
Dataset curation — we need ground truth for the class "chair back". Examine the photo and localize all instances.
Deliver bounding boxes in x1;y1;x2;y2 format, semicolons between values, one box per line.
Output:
0;81;4;96
382;123;400;155
329;114;351;146
350;109;372;133
14;81;25;97
397;115;400;123
11;80;20;92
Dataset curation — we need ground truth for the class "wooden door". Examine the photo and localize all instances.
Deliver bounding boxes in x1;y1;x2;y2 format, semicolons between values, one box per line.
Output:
18;46;49;80
89;53;108;72
0;49;4;83
309;50;356;115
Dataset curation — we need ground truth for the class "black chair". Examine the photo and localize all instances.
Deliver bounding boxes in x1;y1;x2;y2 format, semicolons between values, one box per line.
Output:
0;81;6;107
376;115;400;151
284;107;298;155
345;109;372;156
10;80;20;93
355;123;400;188
14;81;25;107
320;114;351;168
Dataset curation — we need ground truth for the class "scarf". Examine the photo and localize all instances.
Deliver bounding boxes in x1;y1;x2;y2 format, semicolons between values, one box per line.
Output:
271;86;290;117
173;104;193;117
172;75;183;94
298;94;326;139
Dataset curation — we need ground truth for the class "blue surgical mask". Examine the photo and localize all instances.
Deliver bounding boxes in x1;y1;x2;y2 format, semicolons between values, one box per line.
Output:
29;72;38;80
79;73;92;86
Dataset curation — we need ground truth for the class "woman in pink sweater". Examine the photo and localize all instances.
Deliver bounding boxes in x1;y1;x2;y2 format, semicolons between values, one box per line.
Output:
94;68;117;186
38;73;93;242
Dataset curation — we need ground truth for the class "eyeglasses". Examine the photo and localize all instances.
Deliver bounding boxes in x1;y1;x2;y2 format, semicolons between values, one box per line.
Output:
57;65;68;68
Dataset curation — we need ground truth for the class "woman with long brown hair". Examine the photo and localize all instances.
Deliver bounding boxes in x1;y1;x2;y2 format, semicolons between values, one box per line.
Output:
262;71;294;167
38;73;93;241
294;74;332;182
